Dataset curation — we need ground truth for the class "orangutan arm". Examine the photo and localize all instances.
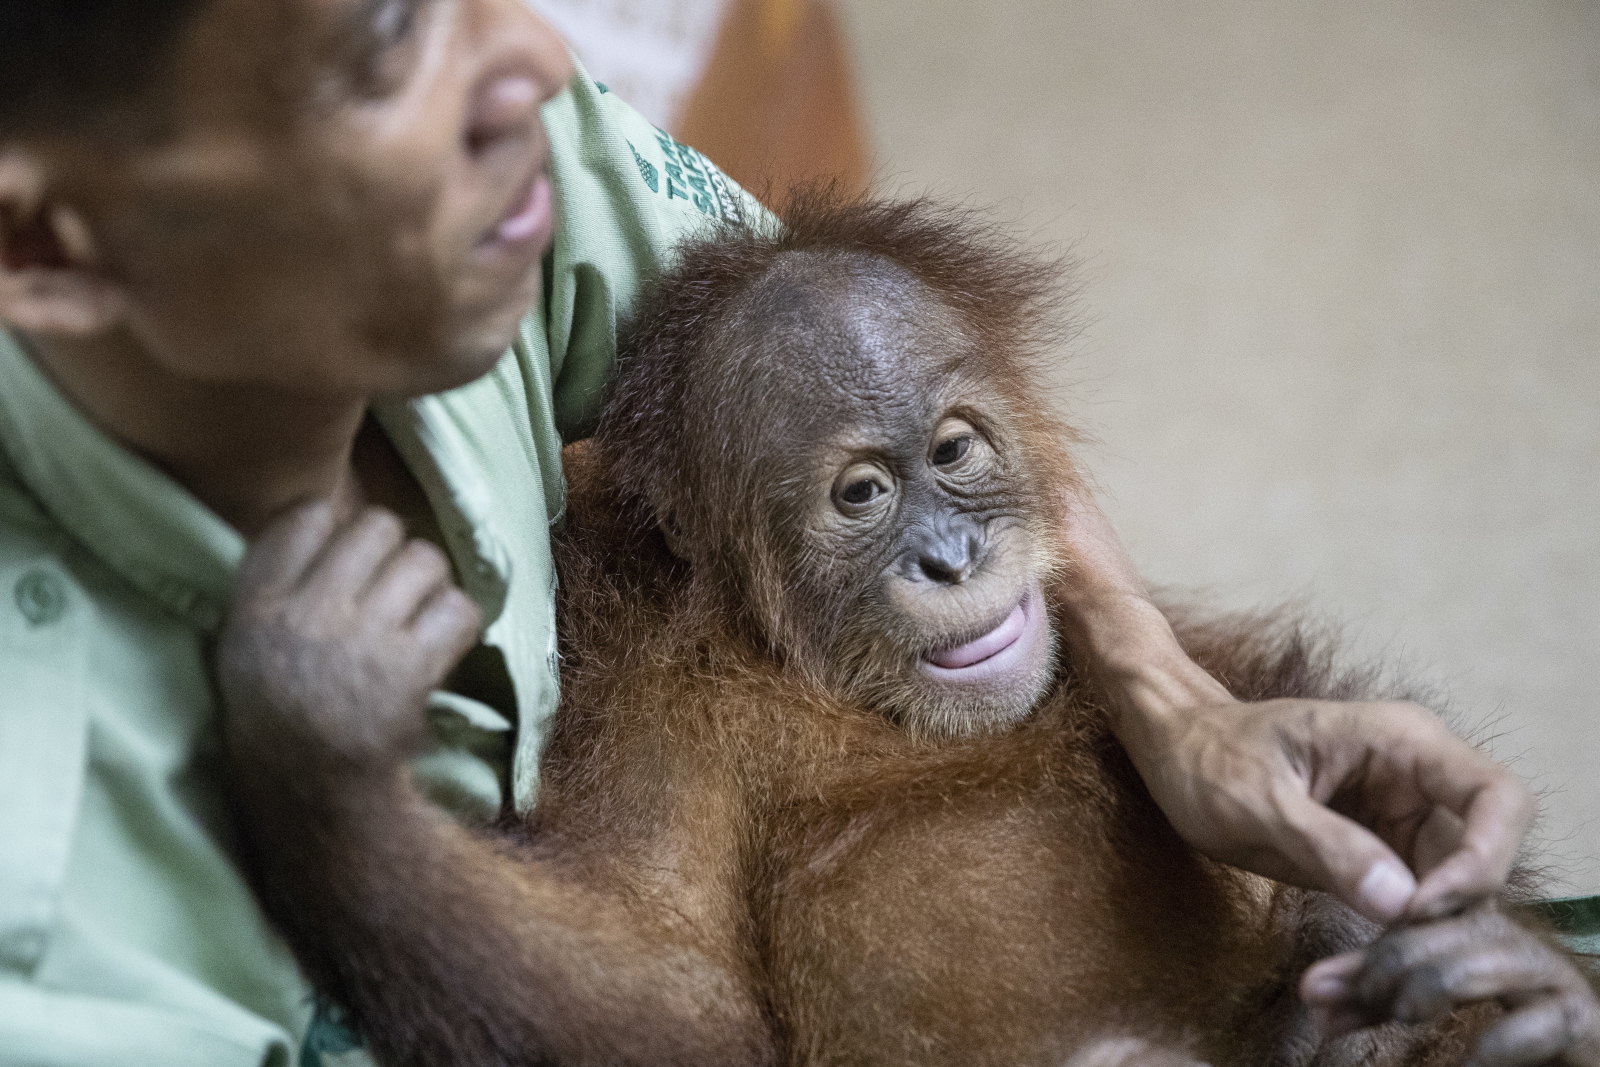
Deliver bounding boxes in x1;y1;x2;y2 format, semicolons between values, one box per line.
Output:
232;771;766;1067
217;503;770;1067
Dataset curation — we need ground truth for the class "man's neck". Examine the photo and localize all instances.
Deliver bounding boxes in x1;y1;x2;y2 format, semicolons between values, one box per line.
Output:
22;328;385;540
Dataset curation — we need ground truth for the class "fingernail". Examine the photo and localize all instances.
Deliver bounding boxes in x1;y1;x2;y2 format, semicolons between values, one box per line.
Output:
1302;970;1351;1000
1302;954;1362;1002
1357;861;1417;920
1408;889;1468;922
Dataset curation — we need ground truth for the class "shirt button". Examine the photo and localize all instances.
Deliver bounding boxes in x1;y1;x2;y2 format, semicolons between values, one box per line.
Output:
1;927;43;957
14;569;67;626
0;927;45;969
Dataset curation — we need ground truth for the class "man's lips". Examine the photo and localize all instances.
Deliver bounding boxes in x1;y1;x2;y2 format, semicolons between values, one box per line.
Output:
927;600;1028;670
480;169;553;251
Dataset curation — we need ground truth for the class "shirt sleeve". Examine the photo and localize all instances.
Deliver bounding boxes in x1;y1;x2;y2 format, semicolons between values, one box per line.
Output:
539;65;771;446
1519;895;1600;961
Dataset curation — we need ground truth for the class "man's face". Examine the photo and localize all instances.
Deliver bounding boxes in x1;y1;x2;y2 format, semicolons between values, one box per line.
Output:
49;0;574;398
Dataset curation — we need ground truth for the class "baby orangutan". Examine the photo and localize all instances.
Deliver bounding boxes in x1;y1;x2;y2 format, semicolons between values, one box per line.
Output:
218;195;1600;1067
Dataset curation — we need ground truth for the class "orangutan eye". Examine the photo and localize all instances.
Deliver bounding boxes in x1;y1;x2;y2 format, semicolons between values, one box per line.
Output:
833;463;893;514
841;480;881;505
932;435;972;467
930;417;983;471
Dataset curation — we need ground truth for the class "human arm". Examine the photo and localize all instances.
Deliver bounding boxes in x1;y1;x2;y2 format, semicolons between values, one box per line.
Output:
1051;485;1536;925
216;503;770;1067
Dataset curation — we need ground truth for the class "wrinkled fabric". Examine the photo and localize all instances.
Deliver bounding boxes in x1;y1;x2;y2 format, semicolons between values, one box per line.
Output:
0;66;760;1067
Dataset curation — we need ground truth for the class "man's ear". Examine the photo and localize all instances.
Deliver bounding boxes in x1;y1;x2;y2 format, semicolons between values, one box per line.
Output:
0;149;128;336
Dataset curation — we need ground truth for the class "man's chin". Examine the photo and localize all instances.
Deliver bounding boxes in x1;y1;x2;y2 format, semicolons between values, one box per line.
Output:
437;271;543;387
394;340;516;399
404;285;540;397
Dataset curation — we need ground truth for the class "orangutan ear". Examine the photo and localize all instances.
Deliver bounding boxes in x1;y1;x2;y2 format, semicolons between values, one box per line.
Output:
0;150;128;337
657;507;691;561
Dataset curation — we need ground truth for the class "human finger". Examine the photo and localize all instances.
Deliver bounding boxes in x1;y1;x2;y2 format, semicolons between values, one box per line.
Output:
300;507;406;602
1408;773;1536;922
1269;787;1418;923
233;500;339;604
1297;701;1528;919
364;539;455;631
1409;806;1469;884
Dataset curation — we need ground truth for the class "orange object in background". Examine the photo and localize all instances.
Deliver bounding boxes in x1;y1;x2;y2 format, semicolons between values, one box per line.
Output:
531;0;870;207
676;0;871;205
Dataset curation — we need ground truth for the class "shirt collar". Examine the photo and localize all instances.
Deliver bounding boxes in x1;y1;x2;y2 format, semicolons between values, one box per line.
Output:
0;330;510;633
0;330;242;630
372;396;511;627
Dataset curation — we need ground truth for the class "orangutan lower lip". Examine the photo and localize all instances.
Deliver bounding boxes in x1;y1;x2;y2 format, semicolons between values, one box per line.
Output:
927;599;1028;670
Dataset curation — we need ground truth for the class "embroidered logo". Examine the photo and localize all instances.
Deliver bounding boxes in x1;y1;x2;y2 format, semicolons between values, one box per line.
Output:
628;140;660;194
653;129;742;224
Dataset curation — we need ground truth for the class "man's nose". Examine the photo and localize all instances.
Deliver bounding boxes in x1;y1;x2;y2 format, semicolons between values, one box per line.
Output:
464;0;575;155
466;74;541;154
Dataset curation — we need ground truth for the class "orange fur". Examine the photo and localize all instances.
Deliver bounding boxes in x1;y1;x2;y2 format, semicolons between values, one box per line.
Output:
545;437;1354;1066
234;193;1546;1067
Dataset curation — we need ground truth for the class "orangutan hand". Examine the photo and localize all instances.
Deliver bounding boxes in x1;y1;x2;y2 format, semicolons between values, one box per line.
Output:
216;501;481;778
1303;903;1600;1065
1051;486;1534;925
1062;1037;1208;1067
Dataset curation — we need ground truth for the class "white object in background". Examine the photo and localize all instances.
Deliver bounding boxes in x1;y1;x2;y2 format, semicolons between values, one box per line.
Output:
530;0;733;129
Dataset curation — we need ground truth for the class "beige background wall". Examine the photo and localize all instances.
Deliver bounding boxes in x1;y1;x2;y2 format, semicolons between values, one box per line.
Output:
836;0;1600;893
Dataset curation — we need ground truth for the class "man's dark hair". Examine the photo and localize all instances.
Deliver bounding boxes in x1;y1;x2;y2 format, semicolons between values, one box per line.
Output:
0;0;201;137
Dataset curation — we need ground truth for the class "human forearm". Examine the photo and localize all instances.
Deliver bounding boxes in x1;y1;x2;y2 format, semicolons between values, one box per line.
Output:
1050;483;1533;923
1050;486;1229;745
1055;584;1229;739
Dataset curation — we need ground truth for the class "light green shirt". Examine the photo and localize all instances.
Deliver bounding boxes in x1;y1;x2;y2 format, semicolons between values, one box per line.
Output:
0;70;757;1067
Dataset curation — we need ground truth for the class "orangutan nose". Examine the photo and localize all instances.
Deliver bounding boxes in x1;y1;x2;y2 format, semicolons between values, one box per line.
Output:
906;519;984;585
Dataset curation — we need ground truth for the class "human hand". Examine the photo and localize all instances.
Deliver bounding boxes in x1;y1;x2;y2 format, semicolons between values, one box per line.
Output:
216;502;482;778
1053;484;1534;924
1127;694;1535;925
1302;903;1600;1065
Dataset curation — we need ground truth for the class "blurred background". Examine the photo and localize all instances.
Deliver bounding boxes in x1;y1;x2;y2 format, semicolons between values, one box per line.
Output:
535;0;1599;895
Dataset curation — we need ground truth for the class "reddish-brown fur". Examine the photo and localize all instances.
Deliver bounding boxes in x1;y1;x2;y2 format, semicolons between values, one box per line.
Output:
525;194;1503;1065
544;434;1491;1067
230;193;1559;1067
